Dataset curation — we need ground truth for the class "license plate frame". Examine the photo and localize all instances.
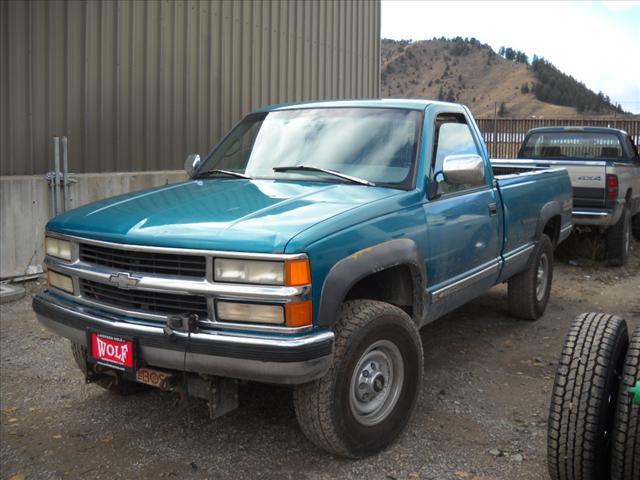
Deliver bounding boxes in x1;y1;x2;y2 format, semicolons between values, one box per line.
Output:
87;330;137;373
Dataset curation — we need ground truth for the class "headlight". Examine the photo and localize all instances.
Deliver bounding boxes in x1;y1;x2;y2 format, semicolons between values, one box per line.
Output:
214;258;311;286
45;236;72;260
48;270;74;294
216;301;285;324
214;259;284;285
216;300;312;327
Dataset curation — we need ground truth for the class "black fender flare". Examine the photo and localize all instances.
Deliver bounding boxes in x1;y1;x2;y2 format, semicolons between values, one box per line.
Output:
316;239;427;327
536;201;562;242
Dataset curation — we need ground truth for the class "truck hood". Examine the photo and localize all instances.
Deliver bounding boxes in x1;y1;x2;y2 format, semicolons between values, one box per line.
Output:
47;179;401;253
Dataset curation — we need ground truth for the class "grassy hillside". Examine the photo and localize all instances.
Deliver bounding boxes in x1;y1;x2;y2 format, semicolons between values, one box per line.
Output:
381;38;627;118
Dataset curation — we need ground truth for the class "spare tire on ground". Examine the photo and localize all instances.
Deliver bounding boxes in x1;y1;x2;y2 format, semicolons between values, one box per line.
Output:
547;312;629;480
611;325;640;480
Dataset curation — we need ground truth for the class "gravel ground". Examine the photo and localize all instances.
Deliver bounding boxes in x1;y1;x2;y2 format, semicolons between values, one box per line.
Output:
1;236;639;480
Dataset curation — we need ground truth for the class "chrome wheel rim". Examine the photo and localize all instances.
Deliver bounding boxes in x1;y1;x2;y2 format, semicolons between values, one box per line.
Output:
536;253;549;302
349;339;404;426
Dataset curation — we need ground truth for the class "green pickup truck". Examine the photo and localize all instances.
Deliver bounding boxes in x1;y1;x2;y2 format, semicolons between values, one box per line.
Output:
34;99;572;457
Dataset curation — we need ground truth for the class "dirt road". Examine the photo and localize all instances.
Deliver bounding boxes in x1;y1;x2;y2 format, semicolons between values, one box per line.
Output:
1;239;638;480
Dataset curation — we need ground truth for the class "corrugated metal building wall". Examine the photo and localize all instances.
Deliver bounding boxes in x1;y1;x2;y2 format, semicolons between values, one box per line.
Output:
0;0;380;278
0;0;381;176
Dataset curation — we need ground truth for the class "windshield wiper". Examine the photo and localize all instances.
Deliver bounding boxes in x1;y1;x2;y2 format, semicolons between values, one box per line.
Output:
273;165;376;186
198;169;251;179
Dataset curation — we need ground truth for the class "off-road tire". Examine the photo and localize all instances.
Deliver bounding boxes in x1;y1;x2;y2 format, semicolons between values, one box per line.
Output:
632;213;640;242
611;326;640;480
508;234;553;320
293;300;423;458
70;341;145;395
607;208;631;266
547;313;629;480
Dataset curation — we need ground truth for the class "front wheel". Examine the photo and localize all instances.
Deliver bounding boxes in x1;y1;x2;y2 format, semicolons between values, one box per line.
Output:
294;300;423;458
507;234;553;321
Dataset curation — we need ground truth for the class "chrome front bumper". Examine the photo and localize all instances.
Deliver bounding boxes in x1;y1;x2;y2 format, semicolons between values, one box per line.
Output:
33;292;334;384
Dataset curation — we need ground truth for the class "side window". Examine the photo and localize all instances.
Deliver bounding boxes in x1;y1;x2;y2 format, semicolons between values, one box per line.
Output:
433;115;484;194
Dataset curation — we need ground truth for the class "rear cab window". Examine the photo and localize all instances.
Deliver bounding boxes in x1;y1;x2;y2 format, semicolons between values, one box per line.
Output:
520;131;627;161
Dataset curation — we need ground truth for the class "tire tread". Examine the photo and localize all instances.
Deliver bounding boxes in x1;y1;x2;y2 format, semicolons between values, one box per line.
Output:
611;326;640;480
547;313;629;480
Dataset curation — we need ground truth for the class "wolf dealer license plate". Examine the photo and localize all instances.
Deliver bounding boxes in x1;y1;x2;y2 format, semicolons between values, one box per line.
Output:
88;332;135;371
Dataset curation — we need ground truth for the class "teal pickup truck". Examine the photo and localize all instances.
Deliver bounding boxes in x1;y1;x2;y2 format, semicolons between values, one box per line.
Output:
34;99;572;457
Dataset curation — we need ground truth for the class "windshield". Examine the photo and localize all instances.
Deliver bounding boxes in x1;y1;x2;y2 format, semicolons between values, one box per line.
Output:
519;131;626;160
197;108;423;188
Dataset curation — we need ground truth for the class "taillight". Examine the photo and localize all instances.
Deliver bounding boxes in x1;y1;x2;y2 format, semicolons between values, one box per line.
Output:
606;174;619;199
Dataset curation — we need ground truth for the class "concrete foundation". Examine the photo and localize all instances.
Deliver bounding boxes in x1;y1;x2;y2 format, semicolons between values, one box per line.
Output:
0;170;186;279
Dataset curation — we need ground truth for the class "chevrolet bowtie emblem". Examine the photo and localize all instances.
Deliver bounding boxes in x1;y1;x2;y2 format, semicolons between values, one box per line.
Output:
109;272;141;289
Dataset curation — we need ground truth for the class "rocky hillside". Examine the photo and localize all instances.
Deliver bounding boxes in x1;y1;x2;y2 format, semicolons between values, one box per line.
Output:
381;38;625;118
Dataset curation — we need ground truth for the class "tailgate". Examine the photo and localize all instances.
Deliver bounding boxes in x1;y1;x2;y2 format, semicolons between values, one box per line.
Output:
562;161;607;209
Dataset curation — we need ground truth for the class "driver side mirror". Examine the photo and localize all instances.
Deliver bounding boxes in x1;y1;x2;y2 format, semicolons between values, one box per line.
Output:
184;154;202;178
442;154;485;186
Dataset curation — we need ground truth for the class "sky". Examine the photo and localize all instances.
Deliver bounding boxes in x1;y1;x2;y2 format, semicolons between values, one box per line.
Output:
381;1;640;113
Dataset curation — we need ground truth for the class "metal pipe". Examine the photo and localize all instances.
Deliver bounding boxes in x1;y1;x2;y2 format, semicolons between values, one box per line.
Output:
49;141;55;218
53;137;60;217
61;136;69;212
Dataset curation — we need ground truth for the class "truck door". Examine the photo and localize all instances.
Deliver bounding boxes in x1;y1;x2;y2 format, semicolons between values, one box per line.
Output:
424;112;502;318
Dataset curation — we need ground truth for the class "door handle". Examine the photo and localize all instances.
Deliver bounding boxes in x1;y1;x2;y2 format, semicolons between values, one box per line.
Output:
488;203;498;216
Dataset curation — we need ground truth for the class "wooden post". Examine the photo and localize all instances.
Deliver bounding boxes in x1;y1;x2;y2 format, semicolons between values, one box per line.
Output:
493;102;498;158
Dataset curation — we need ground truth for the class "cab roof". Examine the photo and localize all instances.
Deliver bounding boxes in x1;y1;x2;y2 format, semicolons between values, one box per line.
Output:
252;98;461;113
526;126;629;136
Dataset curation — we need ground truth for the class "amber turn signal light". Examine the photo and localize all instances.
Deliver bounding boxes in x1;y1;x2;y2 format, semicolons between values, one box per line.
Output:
285;259;311;286
285;301;313;327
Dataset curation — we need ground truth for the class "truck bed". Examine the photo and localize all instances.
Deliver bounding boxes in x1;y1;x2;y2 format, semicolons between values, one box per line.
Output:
491;158;565;177
492;162;573;257
491;158;612;215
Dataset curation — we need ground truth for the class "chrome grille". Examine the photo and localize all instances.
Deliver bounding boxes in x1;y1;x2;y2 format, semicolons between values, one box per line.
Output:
80;279;208;318
79;243;206;278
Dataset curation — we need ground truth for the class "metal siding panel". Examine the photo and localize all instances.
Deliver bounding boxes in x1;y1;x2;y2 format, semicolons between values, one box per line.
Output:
221;1;232;133
146;1;161;171
1;0;381;176
279;1;288;103
240;1;251;118
372;1;378;96
186;0;199;160
210;1;221;145
157;0;171;169
230;0;241;121
129;0;145;169
170;1;183;169
114;1;127;172
5;2;26;175
331;0;339;98
310;0;318;100
99;1;116;172
83;0;100;172
269;1;279;103
197;1;209;152
295;1;303;101
339;0;346;98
